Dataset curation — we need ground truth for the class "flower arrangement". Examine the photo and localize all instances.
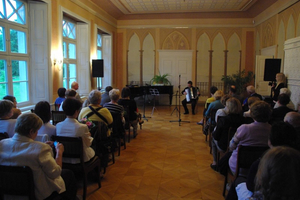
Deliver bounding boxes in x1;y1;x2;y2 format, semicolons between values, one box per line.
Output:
80;117;95;130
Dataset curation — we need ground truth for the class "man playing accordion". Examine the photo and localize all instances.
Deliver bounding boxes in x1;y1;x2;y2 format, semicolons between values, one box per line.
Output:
182;81;200;115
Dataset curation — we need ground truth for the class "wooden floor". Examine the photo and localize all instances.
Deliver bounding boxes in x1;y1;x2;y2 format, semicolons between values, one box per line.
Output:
79;105;224;200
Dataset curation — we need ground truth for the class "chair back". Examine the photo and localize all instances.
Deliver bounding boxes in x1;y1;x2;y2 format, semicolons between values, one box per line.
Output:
0;132;9;141
111;112;125;138
236;145;269;175
0;165;35;199
122;104;131;130
51;111;67;125
52;136;83;161
51;136;101;199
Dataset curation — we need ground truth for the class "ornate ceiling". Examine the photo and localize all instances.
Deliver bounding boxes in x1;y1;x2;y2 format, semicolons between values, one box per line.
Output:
90;0;278;20
109;0;258;14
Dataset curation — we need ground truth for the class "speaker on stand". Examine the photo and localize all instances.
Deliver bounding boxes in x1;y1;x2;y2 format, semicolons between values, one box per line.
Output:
263;58;281;104
92;59;104;89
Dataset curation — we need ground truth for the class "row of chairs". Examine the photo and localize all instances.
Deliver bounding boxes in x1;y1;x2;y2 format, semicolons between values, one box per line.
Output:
1;103;141;199
0;132;100;200
201;103;269;197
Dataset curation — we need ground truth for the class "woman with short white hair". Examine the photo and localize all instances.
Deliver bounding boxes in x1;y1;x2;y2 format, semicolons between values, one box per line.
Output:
0;113;77;199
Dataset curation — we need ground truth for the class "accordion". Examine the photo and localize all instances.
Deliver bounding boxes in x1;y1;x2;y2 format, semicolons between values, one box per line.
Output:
185;87;199;102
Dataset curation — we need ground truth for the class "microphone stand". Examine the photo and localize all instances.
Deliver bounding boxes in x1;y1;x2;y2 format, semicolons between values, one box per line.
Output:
170;75;190;126
170;90;179;116
142;87;151;121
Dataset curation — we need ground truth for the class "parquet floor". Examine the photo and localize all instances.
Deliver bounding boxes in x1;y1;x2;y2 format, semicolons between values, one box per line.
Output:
80;105;224;200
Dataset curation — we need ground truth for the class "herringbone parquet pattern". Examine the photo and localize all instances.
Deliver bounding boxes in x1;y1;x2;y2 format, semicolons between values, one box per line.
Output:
79;105;224;200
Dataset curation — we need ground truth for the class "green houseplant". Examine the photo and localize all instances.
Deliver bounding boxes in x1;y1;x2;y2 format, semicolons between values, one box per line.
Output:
221;70;255;94
150;72;171;85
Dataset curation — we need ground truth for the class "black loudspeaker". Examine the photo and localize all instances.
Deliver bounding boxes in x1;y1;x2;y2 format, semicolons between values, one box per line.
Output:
264;59;281;81
92;59;104;77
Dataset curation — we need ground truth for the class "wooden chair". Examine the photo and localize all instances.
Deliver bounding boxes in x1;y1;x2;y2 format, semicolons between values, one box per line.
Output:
52;136;101;200
0;132;9;141
111;112;126;156
122;104;132;143
202;103;210;141
208;109;218;154
223;145;269;197
216;126;237;167
0;165;36;200
51;111;67;125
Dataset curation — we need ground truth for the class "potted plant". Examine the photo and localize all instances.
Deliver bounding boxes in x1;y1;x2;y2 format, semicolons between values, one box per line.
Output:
221;70;255;94
150;72;171;85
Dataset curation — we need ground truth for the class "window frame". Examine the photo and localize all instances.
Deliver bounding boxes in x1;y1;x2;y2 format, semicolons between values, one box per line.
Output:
0;0;29;105
62;17;77;89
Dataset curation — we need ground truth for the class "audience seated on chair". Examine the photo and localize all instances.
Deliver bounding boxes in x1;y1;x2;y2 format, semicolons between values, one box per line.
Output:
0;100;17;137
243;96;260;118
252;146;300;200
2;95;21;119
228;85;244;105
269;93;295;124
34;101;56;139
71;81;83;104
202;90;224;134
59;89;77;111
197;86;218;125
104;89;124;118
56;98;95;164
54;87;66;110
226;121;299;200
242;85;262;112
78;90;113;137
100;86;113;106
273;88;295;110
228;101;272;175
118;87;143;137
211;97;243;171
215;94;231;123
0;113;77;199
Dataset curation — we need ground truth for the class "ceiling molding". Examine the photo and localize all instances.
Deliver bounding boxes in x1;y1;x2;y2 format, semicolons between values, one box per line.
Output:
70;0;117;28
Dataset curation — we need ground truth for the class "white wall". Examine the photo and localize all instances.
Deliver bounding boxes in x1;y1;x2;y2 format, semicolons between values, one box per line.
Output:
284;36;300;109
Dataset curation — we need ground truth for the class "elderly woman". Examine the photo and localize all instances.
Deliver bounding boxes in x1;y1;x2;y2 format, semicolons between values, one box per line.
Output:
78;90;113;135
210;97;243;171
57;98;95;164
34;101;56;139
228;101;272;174
103;89;124;115
0;99;17;137
0;113;77;199
3;95;21;119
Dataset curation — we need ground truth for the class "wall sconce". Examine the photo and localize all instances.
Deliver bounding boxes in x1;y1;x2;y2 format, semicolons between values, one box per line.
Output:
51;56;63;71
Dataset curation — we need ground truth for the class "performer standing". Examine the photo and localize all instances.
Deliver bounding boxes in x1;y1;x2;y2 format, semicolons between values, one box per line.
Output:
182;81;200;115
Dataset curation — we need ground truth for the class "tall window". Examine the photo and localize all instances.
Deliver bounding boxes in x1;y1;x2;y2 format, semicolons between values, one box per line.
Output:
96;32;102;88
0;0;28;103
62;18;77;89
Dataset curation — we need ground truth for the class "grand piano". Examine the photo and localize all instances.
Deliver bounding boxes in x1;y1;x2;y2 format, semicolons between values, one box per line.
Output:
127;85;174;105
